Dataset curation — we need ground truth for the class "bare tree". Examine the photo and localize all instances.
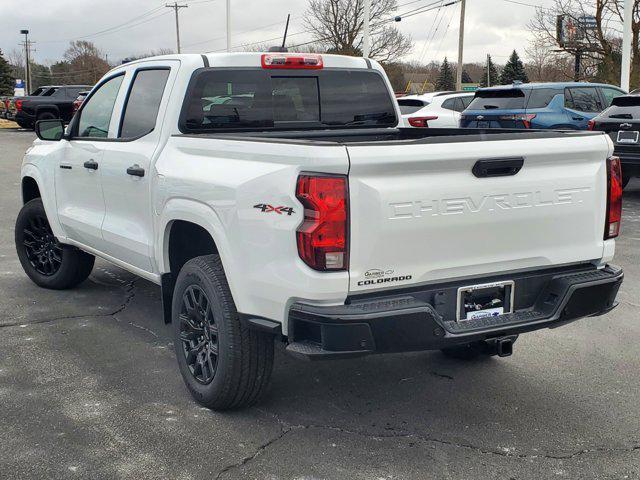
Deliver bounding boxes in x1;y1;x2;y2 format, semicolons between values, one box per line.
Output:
304;0;411;63
61;41;110;84
528;0;640;86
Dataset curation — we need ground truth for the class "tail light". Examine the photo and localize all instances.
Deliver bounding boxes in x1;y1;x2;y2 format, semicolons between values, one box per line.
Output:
408;116;438;128
499;113;536;128
262;53;323;69
587;120;595;130
605;156;623;239
15;99;23;112
296;174;349;271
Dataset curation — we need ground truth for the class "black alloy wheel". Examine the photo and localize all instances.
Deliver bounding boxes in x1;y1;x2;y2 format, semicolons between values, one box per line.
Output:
22;214;63;276
179;285;219;384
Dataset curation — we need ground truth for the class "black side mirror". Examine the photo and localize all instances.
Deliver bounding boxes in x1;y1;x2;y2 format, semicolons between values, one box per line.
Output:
35;119;65;141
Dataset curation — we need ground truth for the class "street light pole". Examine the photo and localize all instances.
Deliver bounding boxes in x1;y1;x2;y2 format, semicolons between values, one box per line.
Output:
456;0;466;90
621;0;633;91
165;2;188;54
226;0;232;52
20;29;30;95
363;0;371;57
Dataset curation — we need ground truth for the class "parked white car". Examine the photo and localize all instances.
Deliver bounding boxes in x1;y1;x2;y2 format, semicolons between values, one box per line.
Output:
17;52;623;410
398;91;474;128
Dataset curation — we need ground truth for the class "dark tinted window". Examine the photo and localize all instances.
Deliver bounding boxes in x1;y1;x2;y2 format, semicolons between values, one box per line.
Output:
526;88;562;109
64;87;85;99
460;96;473;109
442;98;458;111
565;87;603;112
120;69;170;138
467;89;527;110
42;88;58;97
30;87;46;96
398;98;427;114
181;69;396;132
603;95;640;119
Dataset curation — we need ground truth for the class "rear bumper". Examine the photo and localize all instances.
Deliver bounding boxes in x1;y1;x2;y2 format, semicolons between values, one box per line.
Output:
614;146;640;175
285;264;623;360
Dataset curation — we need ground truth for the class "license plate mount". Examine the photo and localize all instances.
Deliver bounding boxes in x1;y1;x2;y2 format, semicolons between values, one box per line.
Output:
456;280;515;321
617;130;639;144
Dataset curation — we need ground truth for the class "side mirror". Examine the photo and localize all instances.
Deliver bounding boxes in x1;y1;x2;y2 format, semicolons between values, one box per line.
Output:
35;119;65;141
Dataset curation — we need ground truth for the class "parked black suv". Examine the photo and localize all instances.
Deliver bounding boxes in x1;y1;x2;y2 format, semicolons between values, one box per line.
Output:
10;85;92;129
590;94;640;188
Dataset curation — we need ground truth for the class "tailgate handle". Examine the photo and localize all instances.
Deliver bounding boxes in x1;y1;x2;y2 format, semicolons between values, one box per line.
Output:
472;157;524;178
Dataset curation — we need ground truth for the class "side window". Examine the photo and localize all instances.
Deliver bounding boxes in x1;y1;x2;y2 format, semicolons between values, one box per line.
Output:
49;88;62;97
527;88;562;109
119;69;171;139
565;87;603;112
601;87;624;107
460;96;473;109
77;74;124;138
442;98;458;111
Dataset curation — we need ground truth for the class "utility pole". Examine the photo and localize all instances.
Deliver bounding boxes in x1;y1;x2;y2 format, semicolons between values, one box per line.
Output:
166;2;188;54
363;0;371;57
621;0;633;91
486;54;490;87
20;29;31;95
456;0;466;90
226;0;231;52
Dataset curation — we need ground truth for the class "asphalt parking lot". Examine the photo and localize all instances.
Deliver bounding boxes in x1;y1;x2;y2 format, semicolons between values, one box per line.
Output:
0;127;639;480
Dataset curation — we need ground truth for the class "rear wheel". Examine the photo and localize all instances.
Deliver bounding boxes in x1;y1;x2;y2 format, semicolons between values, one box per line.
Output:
172;254;274;410
622;173;632;190
15;198;95;289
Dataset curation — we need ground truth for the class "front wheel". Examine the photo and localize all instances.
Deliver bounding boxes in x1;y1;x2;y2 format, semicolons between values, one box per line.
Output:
172;254;274;410
15;198;95;289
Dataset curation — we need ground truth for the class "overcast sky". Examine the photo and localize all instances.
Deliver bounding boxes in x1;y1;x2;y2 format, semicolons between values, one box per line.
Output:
0;0;556;66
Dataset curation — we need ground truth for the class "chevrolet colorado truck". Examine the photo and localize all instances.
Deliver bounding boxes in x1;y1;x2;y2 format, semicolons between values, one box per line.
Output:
16;52;624;410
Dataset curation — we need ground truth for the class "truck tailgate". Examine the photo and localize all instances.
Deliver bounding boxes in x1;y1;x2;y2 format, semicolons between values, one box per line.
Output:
347;133;611;293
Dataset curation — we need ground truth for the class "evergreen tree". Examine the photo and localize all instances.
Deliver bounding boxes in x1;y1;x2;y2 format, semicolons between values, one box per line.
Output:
499;50;529;85
461;70;473;84
436;57;455;91
0;49;15;96
480;55;500;87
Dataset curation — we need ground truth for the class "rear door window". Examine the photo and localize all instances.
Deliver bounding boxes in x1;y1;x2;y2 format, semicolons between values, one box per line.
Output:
467;89;527;110
119;68;171;138
460;95;473;109
565;87;604;112
526;88;562;109
180;69;396;132
600;87;625;107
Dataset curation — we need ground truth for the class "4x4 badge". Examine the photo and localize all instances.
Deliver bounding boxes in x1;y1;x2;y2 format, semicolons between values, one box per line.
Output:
253;204;295;215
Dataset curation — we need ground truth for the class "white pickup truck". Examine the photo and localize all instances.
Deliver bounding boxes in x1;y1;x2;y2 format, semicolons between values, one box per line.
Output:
16;52;624;410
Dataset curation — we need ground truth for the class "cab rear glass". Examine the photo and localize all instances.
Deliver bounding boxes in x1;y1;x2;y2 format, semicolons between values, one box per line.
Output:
467;89;528;110
179;69;397;132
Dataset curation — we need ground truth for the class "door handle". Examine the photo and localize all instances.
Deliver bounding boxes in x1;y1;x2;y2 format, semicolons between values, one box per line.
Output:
83;159;99;170
572;116;584;121
126;164;145;177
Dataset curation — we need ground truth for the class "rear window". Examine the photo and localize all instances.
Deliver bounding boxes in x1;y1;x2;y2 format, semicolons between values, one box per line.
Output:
397;98;428;115
526;88;562;109
467;89;527;110
603;95;640;119
180;69;397;132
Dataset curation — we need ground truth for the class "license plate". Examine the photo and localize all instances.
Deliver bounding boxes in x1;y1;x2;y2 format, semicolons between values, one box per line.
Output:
617;130;639;144
476;121;489;128
456;281;514;321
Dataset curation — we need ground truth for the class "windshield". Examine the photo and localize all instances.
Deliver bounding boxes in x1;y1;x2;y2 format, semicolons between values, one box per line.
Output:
467;89;527;110
180;69;397;132
397;98;429;115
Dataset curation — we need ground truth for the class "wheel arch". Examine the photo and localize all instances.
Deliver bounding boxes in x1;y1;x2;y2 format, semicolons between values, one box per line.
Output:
158;199;240;323
22;176;41;204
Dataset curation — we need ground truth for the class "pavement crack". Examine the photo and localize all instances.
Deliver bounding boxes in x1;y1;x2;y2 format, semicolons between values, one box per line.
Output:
214;425;294;479
0;278;138;329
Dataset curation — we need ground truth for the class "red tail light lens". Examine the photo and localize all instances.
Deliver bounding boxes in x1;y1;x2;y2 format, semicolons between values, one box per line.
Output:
15;99;23;112
408;116;438;128
587;120;596;131
605;156;622;239
296;174;349;271
261;53;323;69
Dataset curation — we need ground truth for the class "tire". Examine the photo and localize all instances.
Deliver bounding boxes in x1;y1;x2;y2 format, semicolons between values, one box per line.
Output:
16;120;33;129
15;198;95;289
622;173;631;190
172;254;274;410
